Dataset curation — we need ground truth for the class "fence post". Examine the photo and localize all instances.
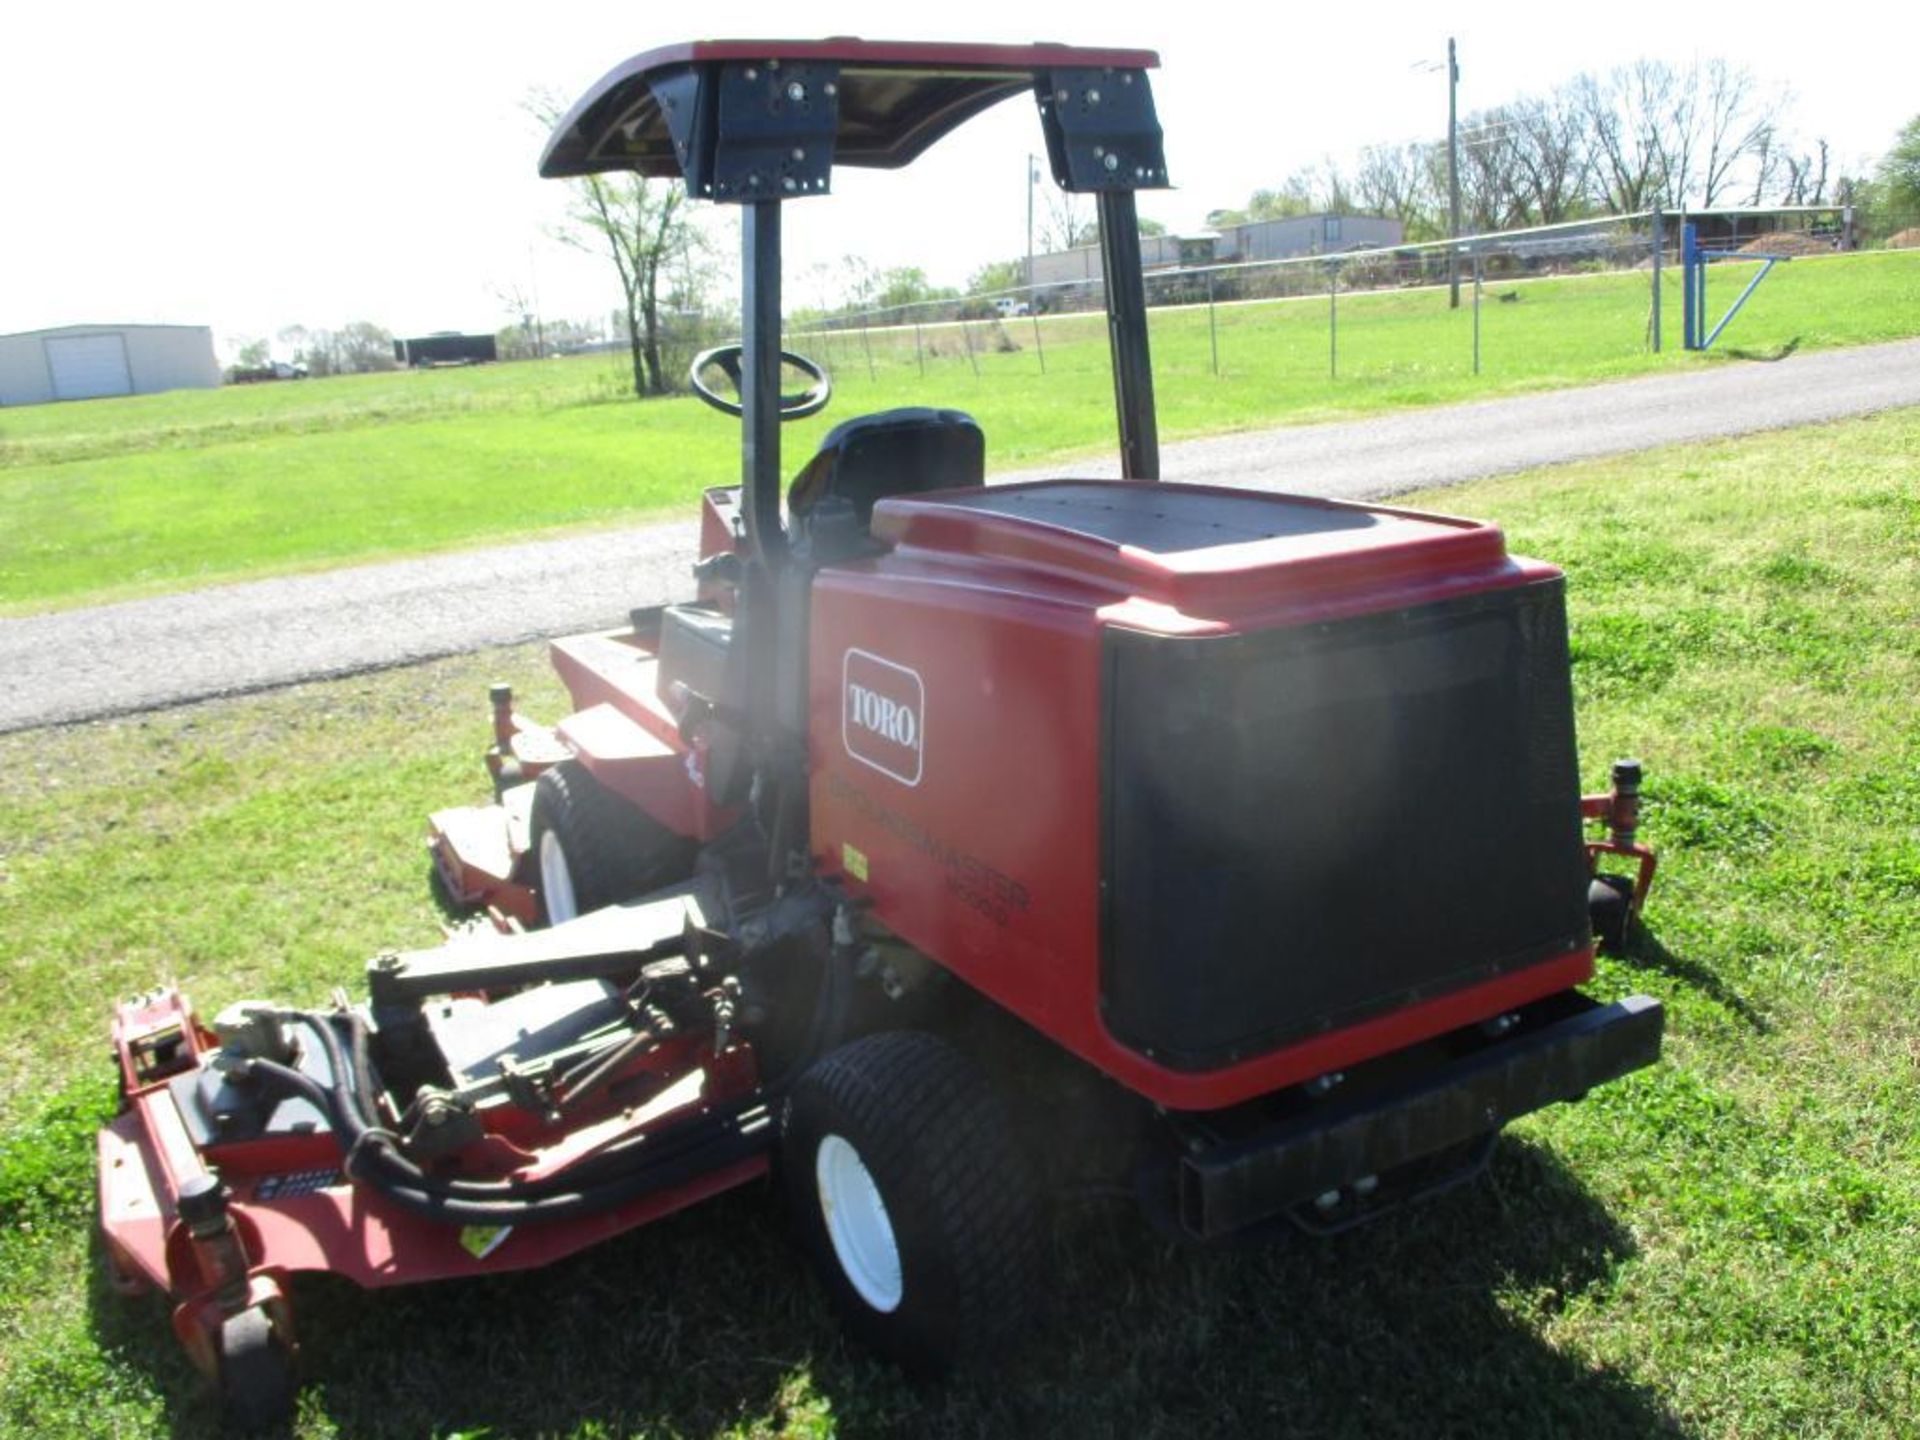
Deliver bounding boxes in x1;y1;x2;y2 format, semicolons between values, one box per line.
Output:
1029;311;1047;374
1650;207;1664;353
1681;220;1701;351
960;317;980;378
913;315;925;377
1471;249;1482;376
1327;259;1338;380
860;314;876;382
1207;270;1219;377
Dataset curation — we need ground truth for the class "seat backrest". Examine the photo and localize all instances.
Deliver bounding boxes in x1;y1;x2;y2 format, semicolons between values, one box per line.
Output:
788;407;985;527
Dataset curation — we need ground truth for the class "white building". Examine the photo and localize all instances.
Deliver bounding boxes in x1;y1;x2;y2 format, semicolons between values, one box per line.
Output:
0;323;221;406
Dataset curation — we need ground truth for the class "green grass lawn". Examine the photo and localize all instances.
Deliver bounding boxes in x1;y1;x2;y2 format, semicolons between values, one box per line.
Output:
1;408;1915;1437
3;250;1917;612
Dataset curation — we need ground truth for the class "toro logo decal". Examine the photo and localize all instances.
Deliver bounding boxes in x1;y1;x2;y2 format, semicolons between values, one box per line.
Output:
843;648;924;787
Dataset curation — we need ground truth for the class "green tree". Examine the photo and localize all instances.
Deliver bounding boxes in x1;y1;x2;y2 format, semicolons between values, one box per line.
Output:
1206;173;1318;229
336;322;396;373
1878;115;1920;216
873;267;957;311
967;258;1025;294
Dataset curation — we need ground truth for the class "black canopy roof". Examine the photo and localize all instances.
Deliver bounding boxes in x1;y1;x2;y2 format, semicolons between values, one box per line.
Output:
540;38;1163;193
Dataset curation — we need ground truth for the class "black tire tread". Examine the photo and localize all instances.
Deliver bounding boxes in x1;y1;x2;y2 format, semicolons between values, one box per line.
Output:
528;760;692;924
1588;873;1634;953
787;1030;1041;1367
217;1306;296;1433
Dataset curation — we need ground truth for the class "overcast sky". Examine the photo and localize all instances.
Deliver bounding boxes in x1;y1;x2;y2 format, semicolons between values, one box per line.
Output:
2;1;1912;356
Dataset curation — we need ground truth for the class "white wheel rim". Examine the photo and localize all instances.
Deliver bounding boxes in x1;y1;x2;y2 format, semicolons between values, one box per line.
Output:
539;831;578;923
815;1133;903;1313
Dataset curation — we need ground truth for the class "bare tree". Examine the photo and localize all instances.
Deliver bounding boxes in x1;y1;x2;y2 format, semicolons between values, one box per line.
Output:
556;170;697;396
1648;60;1702;207
1781;139;1831;205
1354;142;1437;235
490;281;544;360
1575;64;1671;213
1694;59;1780;208
1037;183;1092;252
1457;108;1532;231
1219;53;1806;241
1313;159;1353;215
1649;57;1784;208
288;327;342;377
1747;125;1784;206
1508;92;1591;223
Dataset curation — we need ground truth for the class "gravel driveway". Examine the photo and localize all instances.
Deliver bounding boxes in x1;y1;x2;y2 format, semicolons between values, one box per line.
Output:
5;337;1918;734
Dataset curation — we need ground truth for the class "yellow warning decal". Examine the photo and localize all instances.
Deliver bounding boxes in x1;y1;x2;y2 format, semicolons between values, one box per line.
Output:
842;843;869;883
459;1224;513;1260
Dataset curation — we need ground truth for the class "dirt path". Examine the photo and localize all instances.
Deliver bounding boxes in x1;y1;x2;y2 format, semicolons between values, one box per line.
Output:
6;337;1918;734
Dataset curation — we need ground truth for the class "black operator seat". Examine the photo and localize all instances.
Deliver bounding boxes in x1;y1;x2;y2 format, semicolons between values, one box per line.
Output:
787;407;985;530
656;408;984;727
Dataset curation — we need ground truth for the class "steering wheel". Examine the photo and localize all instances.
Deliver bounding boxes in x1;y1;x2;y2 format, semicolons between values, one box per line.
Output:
689;344;832;420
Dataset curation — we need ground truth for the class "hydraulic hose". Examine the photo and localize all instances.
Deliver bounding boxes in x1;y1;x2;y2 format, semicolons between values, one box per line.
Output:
332;1010;380;1125
245;908;850;1224
252;1008;783;1209
241;1049;770;1222
260;1018;759;1200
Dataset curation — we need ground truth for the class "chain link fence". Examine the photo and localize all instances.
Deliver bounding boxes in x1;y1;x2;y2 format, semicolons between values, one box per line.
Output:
780;205;1896;389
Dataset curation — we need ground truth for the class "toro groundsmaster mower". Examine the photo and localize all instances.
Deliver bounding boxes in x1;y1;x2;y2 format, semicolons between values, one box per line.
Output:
98;40;1663;1428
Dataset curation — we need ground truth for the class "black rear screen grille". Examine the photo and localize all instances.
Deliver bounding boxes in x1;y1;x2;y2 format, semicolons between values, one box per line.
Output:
1101;581;1589;1070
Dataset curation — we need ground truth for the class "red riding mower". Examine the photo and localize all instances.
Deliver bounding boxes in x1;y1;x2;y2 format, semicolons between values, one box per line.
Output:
98;40;1661;1428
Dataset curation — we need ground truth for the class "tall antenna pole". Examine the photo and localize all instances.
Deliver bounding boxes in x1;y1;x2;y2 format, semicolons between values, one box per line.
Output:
1448;37;1462;310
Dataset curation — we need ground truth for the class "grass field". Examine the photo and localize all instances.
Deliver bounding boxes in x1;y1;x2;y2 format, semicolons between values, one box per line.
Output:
1;407;1915;1438
2;250;1916;613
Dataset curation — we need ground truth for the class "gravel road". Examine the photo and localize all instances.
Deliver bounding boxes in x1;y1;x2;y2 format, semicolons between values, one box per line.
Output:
6;337;1918;734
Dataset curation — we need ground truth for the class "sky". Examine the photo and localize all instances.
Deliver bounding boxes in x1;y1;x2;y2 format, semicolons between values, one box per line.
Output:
2;1;1913;358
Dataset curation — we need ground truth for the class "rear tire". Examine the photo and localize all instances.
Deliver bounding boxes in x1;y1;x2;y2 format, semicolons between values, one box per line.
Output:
782;1031;1042;1374
527;761;692;926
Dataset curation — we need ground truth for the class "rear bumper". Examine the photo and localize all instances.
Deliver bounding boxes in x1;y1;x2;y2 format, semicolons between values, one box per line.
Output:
1176;992;1663;1240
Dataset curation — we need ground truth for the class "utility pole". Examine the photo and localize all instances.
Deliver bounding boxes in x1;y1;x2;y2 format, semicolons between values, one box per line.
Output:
1448;36;1462;310
1026;154;1038;291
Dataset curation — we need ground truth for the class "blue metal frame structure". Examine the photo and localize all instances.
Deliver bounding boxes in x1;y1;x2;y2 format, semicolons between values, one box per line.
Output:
1682;221;1789;351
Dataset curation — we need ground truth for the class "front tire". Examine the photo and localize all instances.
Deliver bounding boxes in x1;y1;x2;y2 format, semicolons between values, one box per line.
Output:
782;1031;1042;1373
216;1306;296;1432
526;761;691;926
1588;873;1635;953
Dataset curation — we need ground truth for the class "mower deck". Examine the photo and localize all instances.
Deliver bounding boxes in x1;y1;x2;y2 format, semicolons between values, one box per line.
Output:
99;1067;767;1293
429;620;736;924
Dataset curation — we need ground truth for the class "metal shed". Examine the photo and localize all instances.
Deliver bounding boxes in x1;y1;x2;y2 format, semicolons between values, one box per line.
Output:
0;323;221;406
1215;214;1406;262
